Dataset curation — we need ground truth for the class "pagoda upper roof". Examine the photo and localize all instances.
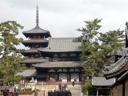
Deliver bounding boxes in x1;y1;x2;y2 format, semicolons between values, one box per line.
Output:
23;26;51;36
33;61;83;68
40;38;81;52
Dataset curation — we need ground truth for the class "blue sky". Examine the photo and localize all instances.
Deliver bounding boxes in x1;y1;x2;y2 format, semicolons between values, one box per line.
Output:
0;0;128;38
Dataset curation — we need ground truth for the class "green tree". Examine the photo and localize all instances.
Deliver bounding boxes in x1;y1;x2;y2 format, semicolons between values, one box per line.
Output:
78;19;124;77
0;21;24;82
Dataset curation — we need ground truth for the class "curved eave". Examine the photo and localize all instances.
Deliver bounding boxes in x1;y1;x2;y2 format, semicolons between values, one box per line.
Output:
22;26;51;38
21;50;38;53
21;50;39;56
20;59;45;64
21;50;38;54
16;69;36;78
33;61;83;68
23;32;51;38
39;50;81;53
22;40;48;43
22;40;48;46
104;57;127;79
104;65;127;79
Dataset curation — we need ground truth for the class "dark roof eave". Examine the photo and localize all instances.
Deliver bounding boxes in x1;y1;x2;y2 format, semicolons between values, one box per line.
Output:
40;50;81;53
104;68;126;79
34;66;83;68
22;40;48;43
20;61;44;64
23;32;51;36
33;61;84;68
21;51;38;53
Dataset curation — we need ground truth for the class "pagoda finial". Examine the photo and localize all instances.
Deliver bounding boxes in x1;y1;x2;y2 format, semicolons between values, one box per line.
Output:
36;0;39;27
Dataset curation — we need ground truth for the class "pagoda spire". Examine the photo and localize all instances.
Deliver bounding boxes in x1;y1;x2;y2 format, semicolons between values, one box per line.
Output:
36;0;39;27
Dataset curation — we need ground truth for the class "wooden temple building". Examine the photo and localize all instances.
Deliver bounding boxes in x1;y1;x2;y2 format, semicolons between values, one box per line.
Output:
20;5;84;82
103;22;128;96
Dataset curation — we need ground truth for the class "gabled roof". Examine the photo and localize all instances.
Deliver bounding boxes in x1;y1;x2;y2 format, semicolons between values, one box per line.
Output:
40;38;81;52
33;61;83;68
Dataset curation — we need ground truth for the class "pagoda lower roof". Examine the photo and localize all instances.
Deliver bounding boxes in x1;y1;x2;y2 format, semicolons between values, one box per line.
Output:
23;26;51;36
21;49;38;53
21;58;45;64
39;38;81;52
16;69;36;78
22;39;48;44
33;61;83;68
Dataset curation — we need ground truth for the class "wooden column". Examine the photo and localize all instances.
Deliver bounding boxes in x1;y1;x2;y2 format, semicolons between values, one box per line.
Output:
67;69;70;81
96;88;99;96
57;69;59;81
79;72;81;81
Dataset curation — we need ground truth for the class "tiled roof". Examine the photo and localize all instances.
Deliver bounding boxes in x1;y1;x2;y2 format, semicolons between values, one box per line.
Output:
22;39;48;43
21;58;45;64
92;77;115;86
33;61;83;68
21;49;38;53
40;38;81;52
104;56;126;74
16;69;36;78
103;56;128;78
23;26;50;34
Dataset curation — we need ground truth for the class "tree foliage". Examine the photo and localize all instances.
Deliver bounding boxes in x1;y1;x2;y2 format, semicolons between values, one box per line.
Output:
0;21;25;82
78;19;124;77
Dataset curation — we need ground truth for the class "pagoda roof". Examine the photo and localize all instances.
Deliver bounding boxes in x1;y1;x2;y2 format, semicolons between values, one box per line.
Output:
40;38;81;52
33;61;83;68
21;49;38;53
21;58;45;64
16;69;36;78
22;39;48;44
23;26;51;35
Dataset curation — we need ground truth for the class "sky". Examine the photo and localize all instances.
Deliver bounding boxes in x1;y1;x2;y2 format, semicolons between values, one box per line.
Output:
0;0;128;38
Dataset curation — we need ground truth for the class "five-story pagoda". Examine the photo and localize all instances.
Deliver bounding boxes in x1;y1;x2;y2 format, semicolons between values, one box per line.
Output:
21;5;51;67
